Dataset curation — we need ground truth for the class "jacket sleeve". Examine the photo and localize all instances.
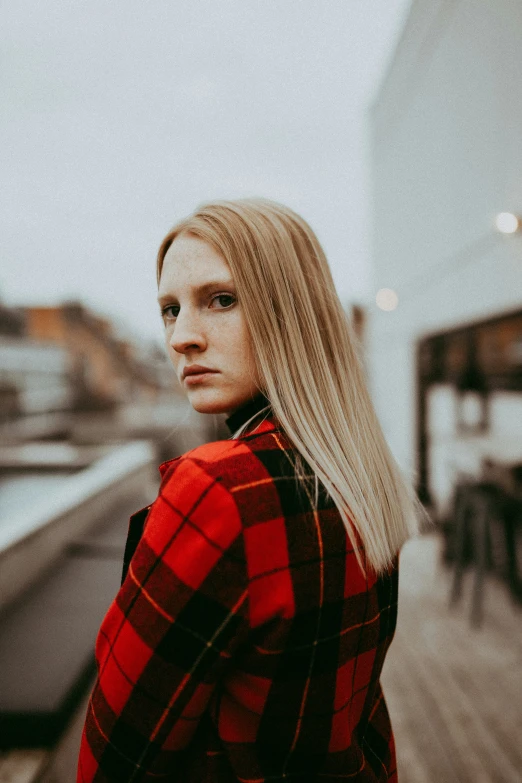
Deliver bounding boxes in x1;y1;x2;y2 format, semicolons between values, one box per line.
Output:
76;454;250;782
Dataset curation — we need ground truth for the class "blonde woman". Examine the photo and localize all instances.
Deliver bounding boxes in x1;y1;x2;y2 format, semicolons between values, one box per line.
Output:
77;198;425;782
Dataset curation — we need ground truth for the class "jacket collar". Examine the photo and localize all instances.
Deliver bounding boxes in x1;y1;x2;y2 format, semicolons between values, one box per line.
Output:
225;391;273;436
159;392;276;478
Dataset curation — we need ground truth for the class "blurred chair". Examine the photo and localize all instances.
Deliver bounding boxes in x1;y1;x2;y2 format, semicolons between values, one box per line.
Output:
448;459;522;627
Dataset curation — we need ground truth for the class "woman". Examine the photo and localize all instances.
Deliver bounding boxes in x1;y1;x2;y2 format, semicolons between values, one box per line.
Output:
77;198;425;782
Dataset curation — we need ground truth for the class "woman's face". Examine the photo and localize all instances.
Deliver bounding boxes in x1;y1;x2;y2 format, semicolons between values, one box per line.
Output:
158;233;261;416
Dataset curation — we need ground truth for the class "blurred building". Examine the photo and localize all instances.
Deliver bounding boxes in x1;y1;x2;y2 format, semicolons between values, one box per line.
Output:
23;302;178;411
0;301;72;420
368;0;522;519
0;300;177;420
0;338;72;420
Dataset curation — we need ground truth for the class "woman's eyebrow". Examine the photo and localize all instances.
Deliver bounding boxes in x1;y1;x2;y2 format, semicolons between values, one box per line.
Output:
157;279;235;307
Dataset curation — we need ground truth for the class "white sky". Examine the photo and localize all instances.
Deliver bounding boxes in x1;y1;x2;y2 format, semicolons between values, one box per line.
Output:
1;0;411;344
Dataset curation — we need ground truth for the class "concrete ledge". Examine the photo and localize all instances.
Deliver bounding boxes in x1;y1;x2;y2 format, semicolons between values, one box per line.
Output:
0;442;111;471
0;555;112;748
0;441;157;614
0;488;153;751
0;413;73;445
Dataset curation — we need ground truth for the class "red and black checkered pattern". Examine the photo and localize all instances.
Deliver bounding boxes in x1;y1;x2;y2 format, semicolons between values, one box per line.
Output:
77;397;399;782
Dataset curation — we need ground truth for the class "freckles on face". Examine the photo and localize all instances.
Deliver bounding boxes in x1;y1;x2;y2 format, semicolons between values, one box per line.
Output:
157;233;261;415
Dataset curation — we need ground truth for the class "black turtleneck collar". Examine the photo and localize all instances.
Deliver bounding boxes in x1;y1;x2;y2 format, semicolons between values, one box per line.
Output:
225;391;271;435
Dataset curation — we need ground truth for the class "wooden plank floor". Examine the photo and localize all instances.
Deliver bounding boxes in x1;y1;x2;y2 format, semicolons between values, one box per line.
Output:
382;532;522;783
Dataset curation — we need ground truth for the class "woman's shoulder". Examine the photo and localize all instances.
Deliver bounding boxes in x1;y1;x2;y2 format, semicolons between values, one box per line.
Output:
138;436;287;573
160;424;289;485
155;428;293;528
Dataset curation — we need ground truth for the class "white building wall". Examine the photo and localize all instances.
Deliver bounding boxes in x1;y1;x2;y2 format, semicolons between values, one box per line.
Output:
368;0;522;490
0;339;72;414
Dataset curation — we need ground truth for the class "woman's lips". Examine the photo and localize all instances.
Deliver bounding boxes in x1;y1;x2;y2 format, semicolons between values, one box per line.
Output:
184;371;218;385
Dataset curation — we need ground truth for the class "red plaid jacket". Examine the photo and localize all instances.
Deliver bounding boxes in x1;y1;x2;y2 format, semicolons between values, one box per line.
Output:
77;393;399;782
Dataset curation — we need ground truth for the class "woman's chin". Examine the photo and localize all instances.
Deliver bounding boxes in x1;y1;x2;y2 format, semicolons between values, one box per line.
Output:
186;388;231;416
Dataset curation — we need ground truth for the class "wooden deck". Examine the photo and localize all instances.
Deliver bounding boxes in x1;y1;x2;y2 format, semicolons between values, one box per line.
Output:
2;531;521;782
382;532;522;783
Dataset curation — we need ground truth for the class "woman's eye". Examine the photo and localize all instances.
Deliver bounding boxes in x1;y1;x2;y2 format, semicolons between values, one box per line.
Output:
161;294;235;322
211;294;236;309
162;305;179;320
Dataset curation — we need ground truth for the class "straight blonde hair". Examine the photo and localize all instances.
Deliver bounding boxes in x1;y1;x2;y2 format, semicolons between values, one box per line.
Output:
157;198;428;576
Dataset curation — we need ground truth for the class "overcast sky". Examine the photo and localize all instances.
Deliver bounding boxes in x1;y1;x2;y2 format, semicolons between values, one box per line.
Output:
1;0;411;344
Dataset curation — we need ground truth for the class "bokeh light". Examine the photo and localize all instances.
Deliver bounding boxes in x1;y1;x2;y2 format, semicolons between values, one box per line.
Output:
376;287;399;311
495;212;521;234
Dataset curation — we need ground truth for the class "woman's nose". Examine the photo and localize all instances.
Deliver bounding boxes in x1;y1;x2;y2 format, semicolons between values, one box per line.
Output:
168;308;207;354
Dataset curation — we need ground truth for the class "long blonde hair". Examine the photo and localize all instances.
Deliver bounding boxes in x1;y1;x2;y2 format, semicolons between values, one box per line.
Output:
157;198;427;576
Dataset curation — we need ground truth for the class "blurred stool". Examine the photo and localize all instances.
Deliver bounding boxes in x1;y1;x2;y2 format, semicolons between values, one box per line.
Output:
448;475;520;628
